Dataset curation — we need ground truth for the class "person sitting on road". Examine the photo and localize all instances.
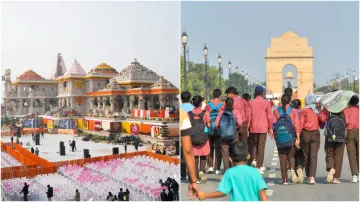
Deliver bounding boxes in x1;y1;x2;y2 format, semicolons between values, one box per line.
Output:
197;141;268;201
107;192;114;201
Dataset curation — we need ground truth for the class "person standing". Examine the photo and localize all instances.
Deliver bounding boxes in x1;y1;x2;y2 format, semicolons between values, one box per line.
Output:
72;140;77;151
180;108;200;199
11;136;14;143
225;87;252;146
41;126;44;138
20;182;29;201
248;86;273;174
74;189;80;201
343;95;359;183
300;94;322;185
188;96;211;184
46;185;53;201
180;91;195;181
124;144;127;153
271;94;301;185
291;99;305;182
160;189;167;201
32;132;35;143
205;89;223;175
31;147;35;154
69;140;72;152
118;188;124;201
135;143;139;152
35;148;39;156
215;97;243;173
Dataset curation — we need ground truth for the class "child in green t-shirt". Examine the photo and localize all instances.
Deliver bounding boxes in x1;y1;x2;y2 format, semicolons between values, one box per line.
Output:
198;141;268;201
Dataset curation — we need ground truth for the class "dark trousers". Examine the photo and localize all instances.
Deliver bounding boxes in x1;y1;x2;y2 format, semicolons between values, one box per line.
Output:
207;135;222;171
248;133;267;168
294;147;304;170
278;146;295;179
325;139;345;178
23;194;28;201
301;130;320;177
195;156;206;178
173;189;179;200
346;129;359;176
180;148;187;178
239;123;248;145
220;131;240;172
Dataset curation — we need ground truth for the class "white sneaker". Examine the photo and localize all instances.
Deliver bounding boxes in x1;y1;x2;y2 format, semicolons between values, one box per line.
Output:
207;167;214;173
251;160;257;168
352;175;358;183
215;170;222;175
260;166;266;171
258;168;264;175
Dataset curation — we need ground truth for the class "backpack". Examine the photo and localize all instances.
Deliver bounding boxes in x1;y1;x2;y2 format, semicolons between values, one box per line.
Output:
325;113;346;142
273;106;295;148
219;110;237;140
208;102;223;136
188;110;209;145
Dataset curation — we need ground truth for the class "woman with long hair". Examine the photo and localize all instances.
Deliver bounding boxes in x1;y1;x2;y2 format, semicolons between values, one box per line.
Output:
215;97;243;172
272;94;301;185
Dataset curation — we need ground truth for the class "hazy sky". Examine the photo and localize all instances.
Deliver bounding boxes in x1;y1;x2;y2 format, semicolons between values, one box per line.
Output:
181;1;359;86
1;1;180;86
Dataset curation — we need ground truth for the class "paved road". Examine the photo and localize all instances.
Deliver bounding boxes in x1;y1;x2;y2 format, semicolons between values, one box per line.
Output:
181;129;359;201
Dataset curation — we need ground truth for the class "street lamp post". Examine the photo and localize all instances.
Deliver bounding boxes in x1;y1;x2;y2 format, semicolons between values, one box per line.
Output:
241;71;244;95
182;32;188;91
204;44;209;101
353;70;356;92
228;61;232;87
218;55;222;90
246;73;249;93
235;65;239;90
355;77;358;93
346;73;349;90
340;76;343;90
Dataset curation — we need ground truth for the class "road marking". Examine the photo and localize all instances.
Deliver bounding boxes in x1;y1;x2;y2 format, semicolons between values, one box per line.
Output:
273;154;278;157
266;190;273;196
270;167;276;172
272;157;278;161
271;162;277;166
269;173;276;178
267;181;275;186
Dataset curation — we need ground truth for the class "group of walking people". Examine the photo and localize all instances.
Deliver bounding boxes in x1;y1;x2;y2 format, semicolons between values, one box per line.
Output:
106;188;130;201
180;86;358;201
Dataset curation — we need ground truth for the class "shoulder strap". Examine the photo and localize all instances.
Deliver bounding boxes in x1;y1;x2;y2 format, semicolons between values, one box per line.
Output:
199;110;206;118
278;107;284;116
188;111;195;119
208;102;215;110
215;102;223;109
285;106;293;115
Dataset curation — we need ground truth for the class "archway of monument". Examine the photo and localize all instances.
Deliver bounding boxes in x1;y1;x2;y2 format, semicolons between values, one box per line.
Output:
265;31;314;99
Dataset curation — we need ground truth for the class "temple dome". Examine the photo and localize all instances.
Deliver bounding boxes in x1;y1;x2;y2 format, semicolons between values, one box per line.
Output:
17;70;46;81
64;59;86;76
151;76;176;88
89;63;118;74
117;58;159;82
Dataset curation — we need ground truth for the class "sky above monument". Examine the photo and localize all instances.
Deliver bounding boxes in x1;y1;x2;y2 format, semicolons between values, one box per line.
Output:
1;1;180;86
181;1;359;86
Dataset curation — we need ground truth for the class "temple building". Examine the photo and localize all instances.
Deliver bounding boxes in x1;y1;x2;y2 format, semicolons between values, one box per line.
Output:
2;54;179;140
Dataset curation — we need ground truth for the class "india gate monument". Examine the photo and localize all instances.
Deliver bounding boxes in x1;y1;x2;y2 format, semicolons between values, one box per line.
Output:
266;31;314;98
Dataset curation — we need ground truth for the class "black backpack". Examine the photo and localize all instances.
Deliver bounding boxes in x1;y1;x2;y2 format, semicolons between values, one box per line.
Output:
188;110;209;145
325;112;346;142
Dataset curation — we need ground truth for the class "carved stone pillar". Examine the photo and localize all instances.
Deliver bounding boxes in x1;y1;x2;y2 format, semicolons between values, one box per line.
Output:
67;97;71;108
129;95;134;110
40;98;45;114
123;96;128;113
97;97;102;109
19;99;24;115
159;94;165;109
147;95;153;110
29;98;35;114
138;95;145;110
110;96;115;111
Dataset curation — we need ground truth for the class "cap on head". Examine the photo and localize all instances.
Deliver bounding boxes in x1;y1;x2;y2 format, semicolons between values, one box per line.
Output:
255;86;264;94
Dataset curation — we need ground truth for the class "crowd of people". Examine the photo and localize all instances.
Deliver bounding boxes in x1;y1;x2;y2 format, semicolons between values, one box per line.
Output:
180;86;359;201
160;177;180;201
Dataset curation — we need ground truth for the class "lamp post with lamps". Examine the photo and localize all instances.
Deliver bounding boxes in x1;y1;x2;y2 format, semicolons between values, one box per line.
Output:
235;65;239;90
228;61;232;87
353;70;356;92
218;55;222;90
181;32;188;91
203;44;209;101
241;71;244;94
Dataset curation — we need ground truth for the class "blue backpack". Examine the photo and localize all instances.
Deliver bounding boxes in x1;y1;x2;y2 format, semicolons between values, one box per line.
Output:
219;110;237;140
273;106;295;148
208;102;223;136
